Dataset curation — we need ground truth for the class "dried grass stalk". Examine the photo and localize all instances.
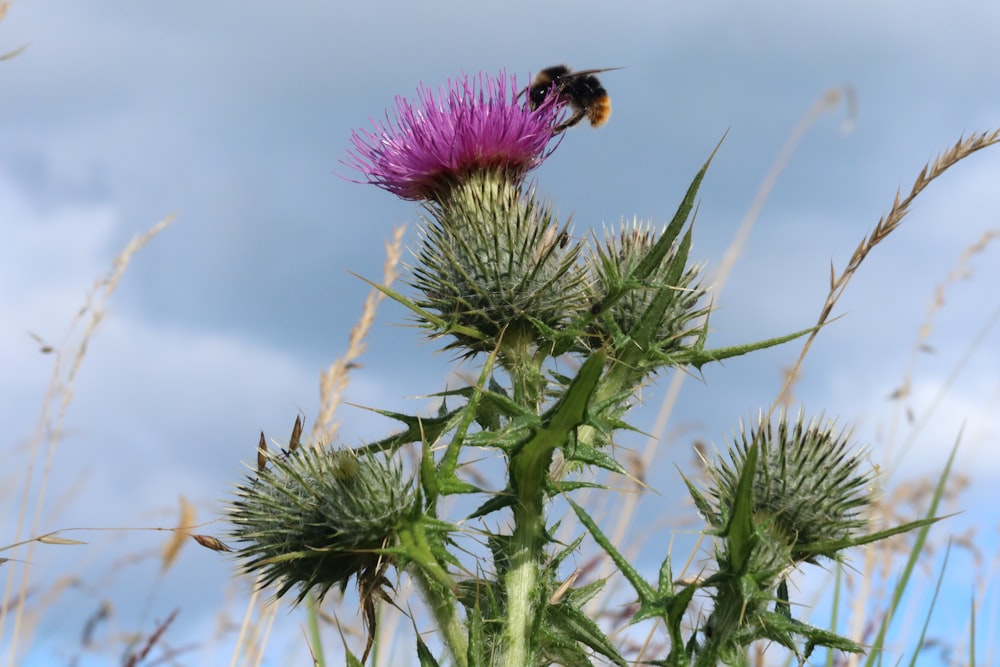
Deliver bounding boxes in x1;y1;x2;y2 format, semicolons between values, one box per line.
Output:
310;225;405;445
775;129;1000;407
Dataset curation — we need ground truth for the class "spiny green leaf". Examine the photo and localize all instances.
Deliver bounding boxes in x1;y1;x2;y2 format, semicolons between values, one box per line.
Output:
635;138;722;280
509;351;605;496
725;440;759;574
416;631;442;667
560;441;627;474
680;470;721;530
567;497;656;602
356;406;464;455
791;515;948;558
466;490;517;521
674;325;818;370
545;601;628;667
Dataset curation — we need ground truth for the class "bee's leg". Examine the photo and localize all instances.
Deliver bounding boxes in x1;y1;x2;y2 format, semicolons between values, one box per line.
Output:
553;108;586;133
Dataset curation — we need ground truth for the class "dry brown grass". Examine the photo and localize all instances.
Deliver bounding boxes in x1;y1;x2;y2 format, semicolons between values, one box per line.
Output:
624;106;1000;662
0;0;27;63
837;222;1000;666
230;225;406;666
763;131;1000;666
309;225;406;447
774;129;1000;410
1;216;175;666
884;227;1000;469
2;205;400;662
595;88;860;635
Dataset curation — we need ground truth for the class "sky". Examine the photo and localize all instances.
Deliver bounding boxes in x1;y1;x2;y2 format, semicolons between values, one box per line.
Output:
2;1;999;665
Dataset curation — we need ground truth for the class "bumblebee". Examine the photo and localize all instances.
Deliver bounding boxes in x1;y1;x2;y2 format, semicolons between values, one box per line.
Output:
525;65;622;132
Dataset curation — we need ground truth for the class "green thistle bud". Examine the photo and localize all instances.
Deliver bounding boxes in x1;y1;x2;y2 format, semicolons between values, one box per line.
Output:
691;410;876;656
228;444;416;603
410;172;588;356
705;409;874;567
584;218;707;365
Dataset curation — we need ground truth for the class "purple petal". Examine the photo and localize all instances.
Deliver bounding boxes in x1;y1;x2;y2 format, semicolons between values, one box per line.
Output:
342;70;561;201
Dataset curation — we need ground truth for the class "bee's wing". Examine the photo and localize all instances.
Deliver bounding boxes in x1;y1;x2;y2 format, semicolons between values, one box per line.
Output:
566;66;625;78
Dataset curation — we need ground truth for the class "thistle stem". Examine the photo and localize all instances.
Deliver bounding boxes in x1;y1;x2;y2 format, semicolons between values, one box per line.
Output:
500;391;554;665
501;493;545;666
499;319;545;409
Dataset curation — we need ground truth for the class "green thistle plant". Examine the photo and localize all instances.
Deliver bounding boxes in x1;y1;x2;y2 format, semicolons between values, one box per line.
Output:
681;410;878;664
220;68;946;666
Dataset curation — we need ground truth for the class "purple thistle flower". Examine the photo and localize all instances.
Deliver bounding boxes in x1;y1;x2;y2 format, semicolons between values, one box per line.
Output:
344;70;562;201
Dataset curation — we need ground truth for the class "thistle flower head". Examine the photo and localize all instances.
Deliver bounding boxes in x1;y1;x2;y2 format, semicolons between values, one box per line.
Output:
584;218;708;367
344;70;562;202
704;409;874;567
410;177;589;356
228;445;415;603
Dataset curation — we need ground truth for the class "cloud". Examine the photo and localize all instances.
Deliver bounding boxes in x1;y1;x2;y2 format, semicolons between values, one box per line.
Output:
3;0;1000;662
